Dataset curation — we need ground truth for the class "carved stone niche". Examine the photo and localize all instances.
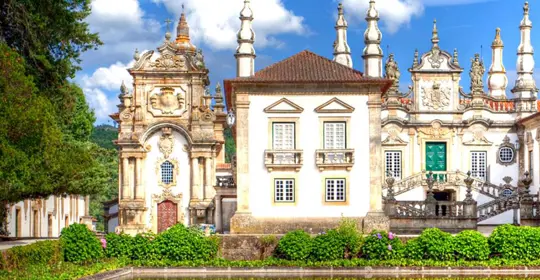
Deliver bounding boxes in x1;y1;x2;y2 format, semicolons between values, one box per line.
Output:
382;125;408;146
463;124;493;146
148;86;186;116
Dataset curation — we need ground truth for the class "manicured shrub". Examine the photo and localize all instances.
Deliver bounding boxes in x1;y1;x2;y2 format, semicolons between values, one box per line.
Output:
454;230;489;261
60;223;103;263
362;230;403;260
489;224;540;260
0;240;62;270
104;232;133;258
153;224;218;261
275;230;313;261
336;217;363;258
416;228;454;261
403;238;424;260
311;229;346;261
131;232;159;261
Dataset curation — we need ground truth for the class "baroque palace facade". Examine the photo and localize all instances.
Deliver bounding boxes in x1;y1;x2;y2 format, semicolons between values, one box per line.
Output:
109;0;540;234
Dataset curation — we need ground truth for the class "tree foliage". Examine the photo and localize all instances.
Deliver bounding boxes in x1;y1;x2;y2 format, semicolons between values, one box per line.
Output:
0;0;104;234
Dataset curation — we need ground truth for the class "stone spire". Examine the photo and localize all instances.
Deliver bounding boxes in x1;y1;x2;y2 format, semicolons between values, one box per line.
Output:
362;0;383;77
431;19;440;50
512;1;537;98
333;3;352;68
488;28;508;98
236;0;256;77
175;5;196;52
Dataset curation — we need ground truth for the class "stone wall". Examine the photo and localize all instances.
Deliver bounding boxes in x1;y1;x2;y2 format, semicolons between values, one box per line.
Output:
231;216;364;234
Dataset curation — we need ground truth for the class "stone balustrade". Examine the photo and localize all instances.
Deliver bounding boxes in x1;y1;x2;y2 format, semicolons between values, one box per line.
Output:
264;149;303;172
315;149;354;171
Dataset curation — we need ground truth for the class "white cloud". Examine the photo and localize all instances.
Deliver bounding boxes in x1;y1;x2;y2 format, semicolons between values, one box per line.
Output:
151;0;306;50
341;0;424;34
80;61;134;122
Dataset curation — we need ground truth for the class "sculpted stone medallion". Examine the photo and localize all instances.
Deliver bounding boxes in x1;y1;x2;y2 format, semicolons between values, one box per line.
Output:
422;81;451;110
158;128;174;159
150;53;187;70
150;87;185;114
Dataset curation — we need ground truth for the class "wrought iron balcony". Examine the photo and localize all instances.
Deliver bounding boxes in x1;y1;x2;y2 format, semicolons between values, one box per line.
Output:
315;149;355;171
264;149;303;172
216;175;235;188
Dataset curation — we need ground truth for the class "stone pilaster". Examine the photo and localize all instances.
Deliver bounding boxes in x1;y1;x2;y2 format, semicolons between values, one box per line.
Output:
215;194;222;233
204;157;215;200
363;91;389;233
122;158;131;200
135;157;144;200
191;157;200;201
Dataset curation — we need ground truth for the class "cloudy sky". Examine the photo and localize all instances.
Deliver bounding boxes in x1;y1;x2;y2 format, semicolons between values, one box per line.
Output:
77;0;539;124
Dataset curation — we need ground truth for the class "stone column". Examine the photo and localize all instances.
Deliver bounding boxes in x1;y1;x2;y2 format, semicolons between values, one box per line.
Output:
191;157;200;201
234;94;251;214
204;157;215;200
363;91;389;233
122;158;131;199
215;194;223;233
84;196;90;216
135;158;144;200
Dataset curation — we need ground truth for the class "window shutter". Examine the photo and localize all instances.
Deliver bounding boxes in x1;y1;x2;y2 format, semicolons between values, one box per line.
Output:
273;123;295;150
324;122;346;149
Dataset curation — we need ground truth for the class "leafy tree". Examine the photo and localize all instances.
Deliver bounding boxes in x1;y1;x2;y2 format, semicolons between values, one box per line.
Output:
224;127;236;163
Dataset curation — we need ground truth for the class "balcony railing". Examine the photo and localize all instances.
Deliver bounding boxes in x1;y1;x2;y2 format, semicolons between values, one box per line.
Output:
315;149;355;171
264;149;303;172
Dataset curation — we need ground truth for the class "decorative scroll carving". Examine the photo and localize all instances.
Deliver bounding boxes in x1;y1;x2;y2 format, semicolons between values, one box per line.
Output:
428;48;444;69
150;87;185;114
422;81;451;110
150;53;187;70
382;127;408;146
158;127;174;158
463;129;493;146
418;122;452;139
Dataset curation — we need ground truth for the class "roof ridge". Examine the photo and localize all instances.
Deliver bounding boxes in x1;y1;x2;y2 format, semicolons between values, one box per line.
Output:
254;49;312;77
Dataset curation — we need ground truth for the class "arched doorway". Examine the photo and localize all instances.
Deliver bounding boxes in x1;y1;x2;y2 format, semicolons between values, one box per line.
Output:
158;200;177;233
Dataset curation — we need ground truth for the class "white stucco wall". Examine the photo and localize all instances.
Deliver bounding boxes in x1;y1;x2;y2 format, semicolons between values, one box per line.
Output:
6;195;87;238
248;94;371;218
142;129;191;231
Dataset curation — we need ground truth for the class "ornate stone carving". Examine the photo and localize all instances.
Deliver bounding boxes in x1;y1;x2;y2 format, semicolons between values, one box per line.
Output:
152;188;183;204
470;53;485;92
158;127;174;158
463;128;493;146
150;53;188;70
382;127;408;146
496;135;517;166
422;81;451;110
385;53;400;92
428;48;444;69
156;157;179;188
418;122;452;139
150;87;185;114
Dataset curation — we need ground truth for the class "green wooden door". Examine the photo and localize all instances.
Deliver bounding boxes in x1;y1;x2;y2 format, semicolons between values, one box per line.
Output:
425;142;447;172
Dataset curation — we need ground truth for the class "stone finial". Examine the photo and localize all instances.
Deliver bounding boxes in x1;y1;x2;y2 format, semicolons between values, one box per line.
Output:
213;83;224;113
174;5;196;52
521;171;533;200
453;49;459;66
431;19;440;49
488;28;507;98
513;1;536;96
412;49;419;68
120;80;128;96
425;171;436;202
385;176;396;202
493;27;503;47
236;0;256;77
333;3;352;68
164;18;173;41
363;0;383;77
464;171;475;203
134;48;140;61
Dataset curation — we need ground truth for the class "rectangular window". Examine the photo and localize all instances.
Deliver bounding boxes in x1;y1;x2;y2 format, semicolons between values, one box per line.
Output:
273;123;295;150
324;122;346;149
325;179;346;202
385;151;402;179
274;179;295;202
471;151;487;181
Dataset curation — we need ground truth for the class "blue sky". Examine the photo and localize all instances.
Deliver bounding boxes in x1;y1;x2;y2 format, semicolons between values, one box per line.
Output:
77;0;538;124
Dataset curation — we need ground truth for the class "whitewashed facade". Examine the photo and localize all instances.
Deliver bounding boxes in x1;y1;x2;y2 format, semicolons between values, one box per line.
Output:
5;195;88;238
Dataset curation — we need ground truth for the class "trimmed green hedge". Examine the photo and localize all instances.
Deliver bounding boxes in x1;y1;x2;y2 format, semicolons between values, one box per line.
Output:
0;240;62;270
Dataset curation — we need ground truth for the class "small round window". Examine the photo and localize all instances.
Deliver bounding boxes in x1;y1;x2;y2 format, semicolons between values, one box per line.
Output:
498;147;514;163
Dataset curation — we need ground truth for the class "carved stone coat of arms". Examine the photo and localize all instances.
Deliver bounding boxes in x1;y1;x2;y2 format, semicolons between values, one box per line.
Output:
422;81;451;110
150;87;185;114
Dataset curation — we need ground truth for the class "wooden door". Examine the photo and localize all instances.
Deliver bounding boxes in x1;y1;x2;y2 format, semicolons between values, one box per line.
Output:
425;142;447;181
157;200;177;233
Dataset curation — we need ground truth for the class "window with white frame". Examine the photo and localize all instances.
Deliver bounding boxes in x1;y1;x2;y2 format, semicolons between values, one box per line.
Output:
325;178;346;202
274;179;295;202
385;151;402;179
471;151;487;181
161;161;174;184
324;122;346;149
273;122;295;150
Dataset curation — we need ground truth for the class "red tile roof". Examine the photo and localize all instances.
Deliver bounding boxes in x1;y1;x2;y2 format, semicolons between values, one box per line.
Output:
227;50;388;83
